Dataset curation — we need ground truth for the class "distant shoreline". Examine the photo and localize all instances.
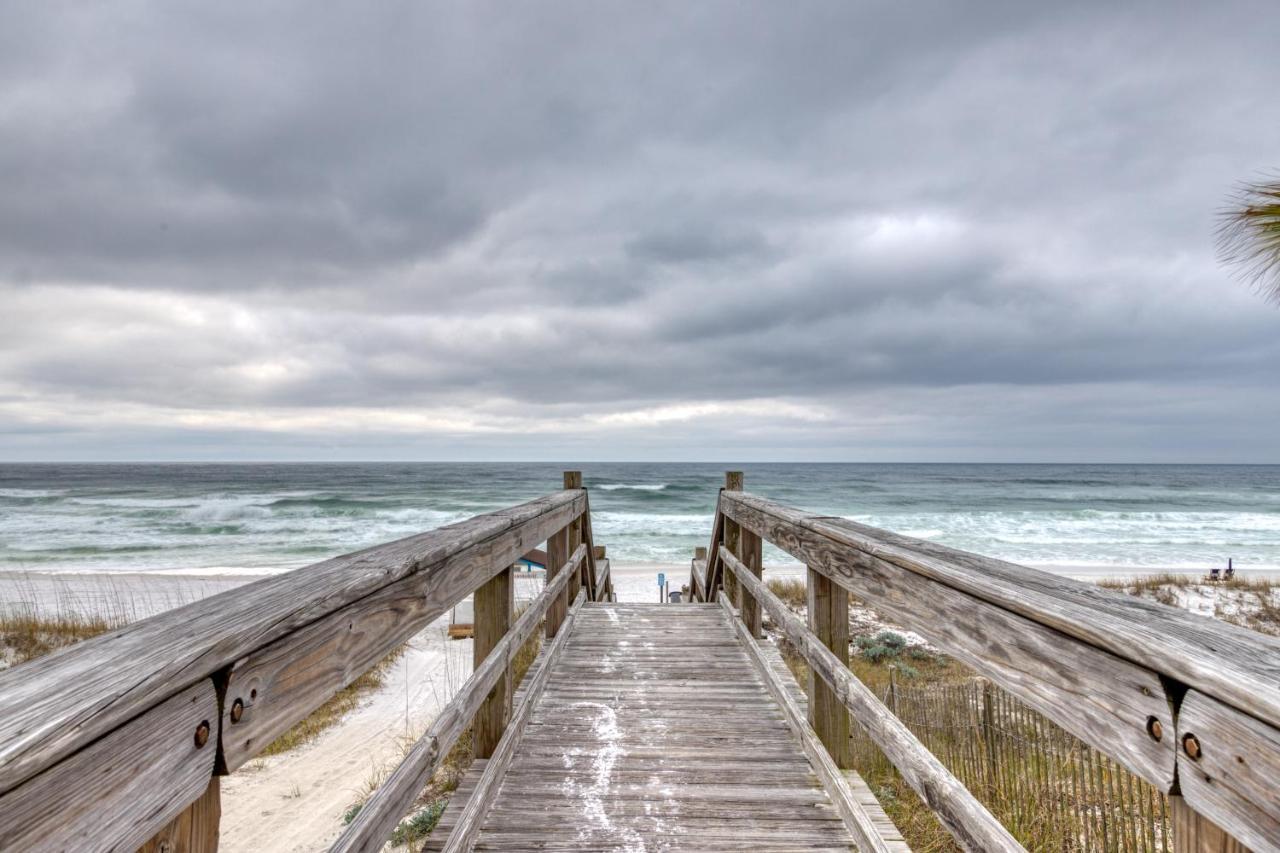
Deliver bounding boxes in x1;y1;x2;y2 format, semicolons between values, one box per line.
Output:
5;561;1279;621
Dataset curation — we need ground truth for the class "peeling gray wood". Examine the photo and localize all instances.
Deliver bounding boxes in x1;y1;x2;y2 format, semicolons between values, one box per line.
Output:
722;546;1025;853
1178;689;1279;853
721;495;1176;789
719;591;894;853
330;546;584;853
0;490;585;795
464;601;859;850
722;491;1280;732
442;591;587;853
0;679;217;853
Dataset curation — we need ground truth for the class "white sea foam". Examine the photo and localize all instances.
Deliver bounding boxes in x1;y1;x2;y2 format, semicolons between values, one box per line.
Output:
597;483;668;491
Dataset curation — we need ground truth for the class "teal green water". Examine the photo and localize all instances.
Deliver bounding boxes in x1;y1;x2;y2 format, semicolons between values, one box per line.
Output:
1;463;1277;573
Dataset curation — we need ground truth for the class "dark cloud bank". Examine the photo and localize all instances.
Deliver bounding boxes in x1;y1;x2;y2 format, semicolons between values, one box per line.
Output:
1;1;1278;461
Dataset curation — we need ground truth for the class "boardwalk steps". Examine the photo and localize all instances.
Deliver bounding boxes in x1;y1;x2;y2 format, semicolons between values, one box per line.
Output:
430;603;874;851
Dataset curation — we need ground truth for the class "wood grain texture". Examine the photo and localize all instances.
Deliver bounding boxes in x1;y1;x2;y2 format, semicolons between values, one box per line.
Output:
0;680;218;853
721;495;1176;789
137;777;220;853
719;592;893;853
691;557;707;602
722;546;1025;852
808;567;852;768
738;525;763;638
328;545;584;853
0;490;584;795
463;602;859;851
697;502;726;601
221;569;458;771
1178;690;1276;853
722;491;1280;731
544;525;569;639
1171;794;1252;853
473;566;514;759
441;591;587;853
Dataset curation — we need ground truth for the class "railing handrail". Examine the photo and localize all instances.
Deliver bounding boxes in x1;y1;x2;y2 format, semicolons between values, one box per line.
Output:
333;545;588;852
711;486;1280;853
721;490;1280;731
720;545;1024;852
0;486;592;852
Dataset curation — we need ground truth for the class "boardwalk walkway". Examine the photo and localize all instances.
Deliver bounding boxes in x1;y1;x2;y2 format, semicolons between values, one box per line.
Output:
430;602;867;851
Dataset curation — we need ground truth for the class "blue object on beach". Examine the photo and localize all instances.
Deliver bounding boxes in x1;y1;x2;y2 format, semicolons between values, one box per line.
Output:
658;572;665;587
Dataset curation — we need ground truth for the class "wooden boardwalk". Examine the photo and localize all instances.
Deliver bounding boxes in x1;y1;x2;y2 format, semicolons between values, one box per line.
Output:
433;602;864;851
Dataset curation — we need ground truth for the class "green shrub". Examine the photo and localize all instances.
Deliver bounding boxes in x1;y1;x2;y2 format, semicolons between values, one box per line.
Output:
391;800;448;846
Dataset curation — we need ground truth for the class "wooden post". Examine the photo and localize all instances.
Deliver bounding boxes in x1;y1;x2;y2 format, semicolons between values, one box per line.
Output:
695;546;706;561
564;471;584;603
137;776;221;853
1169;795;1251;853
808;567;851;768
473;565;513;759
739;521;763;639
722;472;742;608
544;526;569;639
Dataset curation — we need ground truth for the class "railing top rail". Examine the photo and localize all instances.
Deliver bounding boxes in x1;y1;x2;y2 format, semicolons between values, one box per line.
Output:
0;488;586;796
721;490;1280;731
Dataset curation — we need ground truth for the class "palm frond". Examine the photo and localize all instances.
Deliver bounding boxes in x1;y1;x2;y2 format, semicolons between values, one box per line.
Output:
1217;176;1280;303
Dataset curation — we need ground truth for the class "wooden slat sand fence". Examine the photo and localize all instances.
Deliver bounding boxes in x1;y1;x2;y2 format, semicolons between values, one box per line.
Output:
695;471;1280;852
855;675;1174;851
0;471;611;852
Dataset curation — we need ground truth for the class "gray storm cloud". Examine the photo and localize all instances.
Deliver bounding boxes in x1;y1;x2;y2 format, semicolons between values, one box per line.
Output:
0;1;1278;461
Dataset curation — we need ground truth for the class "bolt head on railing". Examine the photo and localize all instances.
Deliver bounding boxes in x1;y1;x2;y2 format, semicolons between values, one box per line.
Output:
193;720;210;749
230;697;245;724
1182;732;1202;760
1146;716;1163;742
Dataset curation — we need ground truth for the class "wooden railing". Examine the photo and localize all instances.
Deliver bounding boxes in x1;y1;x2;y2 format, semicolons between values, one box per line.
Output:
692;472;1280;853
0;471;611;852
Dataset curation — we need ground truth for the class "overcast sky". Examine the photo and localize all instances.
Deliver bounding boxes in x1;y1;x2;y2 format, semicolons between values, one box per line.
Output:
1;2;1278;462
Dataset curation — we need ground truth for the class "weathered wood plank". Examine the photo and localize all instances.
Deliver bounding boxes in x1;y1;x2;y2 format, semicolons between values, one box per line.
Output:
1170;794;1252;853
473;566;514;759
809;567;852;768
1177;689;1276;852
137;777;220;853
720;591;893;853
739;525;764;639
722;546;1025;852
0;680;218;853
441;591;587;853
0;489;585;795
544;525;569;640
721;497;1176;789
329;545;584;853
722;491;1280;731
221;570;452;771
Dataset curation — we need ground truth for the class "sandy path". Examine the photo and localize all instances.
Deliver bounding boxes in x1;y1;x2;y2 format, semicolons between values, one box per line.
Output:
220;618;473;853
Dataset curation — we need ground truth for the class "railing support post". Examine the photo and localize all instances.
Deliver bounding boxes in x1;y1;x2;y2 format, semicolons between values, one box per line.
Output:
137;776;221;853
1169;795;1250;853
739;523;763;639
473;565;514;759
808;567;852;768
545;525;569;638
723;471;743;610
564;471;585;602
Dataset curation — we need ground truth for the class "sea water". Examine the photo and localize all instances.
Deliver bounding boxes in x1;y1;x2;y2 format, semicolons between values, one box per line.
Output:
0;463;1277;575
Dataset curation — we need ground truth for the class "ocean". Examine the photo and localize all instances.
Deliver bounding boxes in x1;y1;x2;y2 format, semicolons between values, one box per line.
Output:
1;463;1278;576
